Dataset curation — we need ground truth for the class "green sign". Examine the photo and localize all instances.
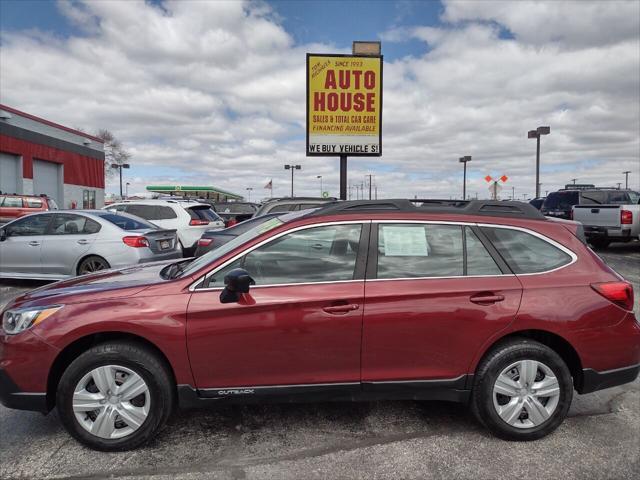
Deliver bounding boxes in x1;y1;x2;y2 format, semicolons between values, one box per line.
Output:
322;191;330;198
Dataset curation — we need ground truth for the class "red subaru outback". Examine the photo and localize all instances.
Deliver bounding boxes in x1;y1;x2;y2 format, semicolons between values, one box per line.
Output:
1;200;638;451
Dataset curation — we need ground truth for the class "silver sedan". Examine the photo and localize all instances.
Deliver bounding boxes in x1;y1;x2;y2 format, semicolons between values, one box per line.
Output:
0;210;181;280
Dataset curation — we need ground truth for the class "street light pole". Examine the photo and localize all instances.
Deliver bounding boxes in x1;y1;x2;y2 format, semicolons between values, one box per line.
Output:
623;171;631;189
528;126;550;198
246;187;253;202
317;175;323;197
571;178;577;185
284;164;301;197
111;163;130;199
125;182;130;199
459;156;472;200
366;174;373;200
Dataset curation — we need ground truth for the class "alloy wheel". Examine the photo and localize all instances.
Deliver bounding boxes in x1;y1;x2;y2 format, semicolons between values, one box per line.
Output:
492;359;561;429
72;365;151;439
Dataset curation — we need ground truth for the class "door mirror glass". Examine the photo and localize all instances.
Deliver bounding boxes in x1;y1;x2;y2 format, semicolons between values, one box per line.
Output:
219;268;255;304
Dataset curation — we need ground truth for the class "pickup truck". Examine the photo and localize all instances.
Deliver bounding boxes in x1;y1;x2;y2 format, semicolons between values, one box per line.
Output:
572;191;640;249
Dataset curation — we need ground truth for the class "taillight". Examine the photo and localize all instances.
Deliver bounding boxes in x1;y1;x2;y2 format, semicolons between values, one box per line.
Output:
621;210;632;225
122;236;149;248
591;281;634;311
189;219;209;226
198;238;213;247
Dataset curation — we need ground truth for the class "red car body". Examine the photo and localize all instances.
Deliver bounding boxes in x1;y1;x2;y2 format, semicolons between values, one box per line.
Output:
0;194;58;224
1;206;639;413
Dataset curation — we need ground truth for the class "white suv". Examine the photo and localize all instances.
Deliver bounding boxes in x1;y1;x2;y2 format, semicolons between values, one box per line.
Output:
105;199;224;255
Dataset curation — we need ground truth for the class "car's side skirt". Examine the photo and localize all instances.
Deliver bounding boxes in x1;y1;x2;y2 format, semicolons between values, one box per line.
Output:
177;375;472;409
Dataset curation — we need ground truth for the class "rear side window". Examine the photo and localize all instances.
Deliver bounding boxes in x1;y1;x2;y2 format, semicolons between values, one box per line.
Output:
465;227;501;275
187;206;221;221
267;204;294;213
377;224;464;278
125;205;160;220
604;191;630;204
50;214;101;235
481;227;572;274
25;198;43;208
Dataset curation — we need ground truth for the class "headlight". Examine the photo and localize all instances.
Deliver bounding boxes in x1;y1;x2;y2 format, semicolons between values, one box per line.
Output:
2;305;63;335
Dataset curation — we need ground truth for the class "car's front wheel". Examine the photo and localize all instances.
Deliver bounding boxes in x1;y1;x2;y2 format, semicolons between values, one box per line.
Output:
471;339;573;441
56;341;174;451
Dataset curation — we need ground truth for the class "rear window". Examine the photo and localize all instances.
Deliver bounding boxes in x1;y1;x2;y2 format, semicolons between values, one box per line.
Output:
481;227;572;274
542;191;578;210
96;212;156;231
215;204;256;214
187;206;221;221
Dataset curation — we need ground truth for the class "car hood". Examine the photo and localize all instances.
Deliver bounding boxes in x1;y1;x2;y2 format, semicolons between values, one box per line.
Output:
5;261;178;309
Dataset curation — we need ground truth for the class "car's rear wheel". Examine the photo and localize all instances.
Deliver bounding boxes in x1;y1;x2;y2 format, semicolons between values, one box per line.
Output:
56;342;174;451
77;255;110;275
471;339;573;441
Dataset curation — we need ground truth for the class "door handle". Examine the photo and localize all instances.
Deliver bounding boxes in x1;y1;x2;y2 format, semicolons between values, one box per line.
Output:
322;304;360;314
470;294;505;304
77;239;89;245
28;241;40;247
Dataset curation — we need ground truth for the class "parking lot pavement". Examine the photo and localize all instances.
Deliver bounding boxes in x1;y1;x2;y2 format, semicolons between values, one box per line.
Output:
1;243;639;480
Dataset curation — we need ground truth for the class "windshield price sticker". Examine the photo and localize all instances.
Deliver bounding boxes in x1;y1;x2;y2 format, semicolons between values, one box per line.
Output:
382;226;429;257
307;54;382;156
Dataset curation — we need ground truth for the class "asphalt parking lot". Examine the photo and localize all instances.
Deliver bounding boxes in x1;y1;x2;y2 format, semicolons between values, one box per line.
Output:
1;243;639;480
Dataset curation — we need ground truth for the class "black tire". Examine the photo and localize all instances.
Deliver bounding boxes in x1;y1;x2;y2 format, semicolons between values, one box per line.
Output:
589;238;610;250
56;341;174;451
77;255;110;275
471;339;573;441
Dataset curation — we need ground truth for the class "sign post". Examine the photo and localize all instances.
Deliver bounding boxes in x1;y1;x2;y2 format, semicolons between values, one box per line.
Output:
307;45;383;200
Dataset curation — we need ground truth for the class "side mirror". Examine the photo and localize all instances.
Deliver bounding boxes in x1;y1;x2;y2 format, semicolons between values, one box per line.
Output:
219;268;255;304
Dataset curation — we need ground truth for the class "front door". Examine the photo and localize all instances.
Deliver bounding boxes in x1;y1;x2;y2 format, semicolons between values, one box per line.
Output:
362;223;523;384
0;214;52;276
186;222;367;391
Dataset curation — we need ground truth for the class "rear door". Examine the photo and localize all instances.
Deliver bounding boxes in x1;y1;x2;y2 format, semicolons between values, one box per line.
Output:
361;222;523;386
0;214;52;275
40;213;101;276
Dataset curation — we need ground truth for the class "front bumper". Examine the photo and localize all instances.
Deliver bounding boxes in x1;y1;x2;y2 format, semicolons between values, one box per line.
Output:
580;364;640;394
0;369;48;412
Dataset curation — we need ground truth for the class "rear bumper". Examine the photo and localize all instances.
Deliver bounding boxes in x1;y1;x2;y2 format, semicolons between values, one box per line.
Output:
0;369;48;412
580;364;640;394
583;226;631;241
137;250;182;264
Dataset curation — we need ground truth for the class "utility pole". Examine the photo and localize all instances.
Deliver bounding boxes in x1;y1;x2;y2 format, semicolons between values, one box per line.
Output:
511;186;515;200
528;126;550;199
111;163;130;199
366;174;373;200
623;171;631;189
245;187;253;202
571;178;577;185
284;164;301;197
616;182;622;190
459;156;472;200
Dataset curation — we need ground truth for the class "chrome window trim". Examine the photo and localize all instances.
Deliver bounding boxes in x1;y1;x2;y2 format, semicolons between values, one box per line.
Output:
189;220;369;292
189;219;578;291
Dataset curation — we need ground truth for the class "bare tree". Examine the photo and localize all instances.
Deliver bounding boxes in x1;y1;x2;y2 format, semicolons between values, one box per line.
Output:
96;129;132;178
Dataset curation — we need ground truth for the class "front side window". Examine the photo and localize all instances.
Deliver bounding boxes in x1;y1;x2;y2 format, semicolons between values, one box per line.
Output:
2;197;23;208
237;224;363;285
6;214;51;236
377;224;463;279
481;227;572;274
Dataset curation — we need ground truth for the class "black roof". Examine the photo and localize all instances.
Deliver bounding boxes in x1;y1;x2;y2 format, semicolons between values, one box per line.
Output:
306;199;546;220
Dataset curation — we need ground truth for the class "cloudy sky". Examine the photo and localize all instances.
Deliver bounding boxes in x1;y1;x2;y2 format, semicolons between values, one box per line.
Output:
1;0;638;200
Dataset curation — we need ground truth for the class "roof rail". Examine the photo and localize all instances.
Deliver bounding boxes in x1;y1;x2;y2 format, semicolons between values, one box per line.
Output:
306;199;546;220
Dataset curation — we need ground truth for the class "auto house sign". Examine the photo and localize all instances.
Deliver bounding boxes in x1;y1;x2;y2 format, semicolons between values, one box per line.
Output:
306;53;382;156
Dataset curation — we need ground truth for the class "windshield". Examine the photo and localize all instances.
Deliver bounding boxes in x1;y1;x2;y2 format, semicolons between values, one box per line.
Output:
178;209;315;278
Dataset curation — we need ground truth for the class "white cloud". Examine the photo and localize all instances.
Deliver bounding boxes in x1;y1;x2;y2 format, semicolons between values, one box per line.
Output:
0;0;638;202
